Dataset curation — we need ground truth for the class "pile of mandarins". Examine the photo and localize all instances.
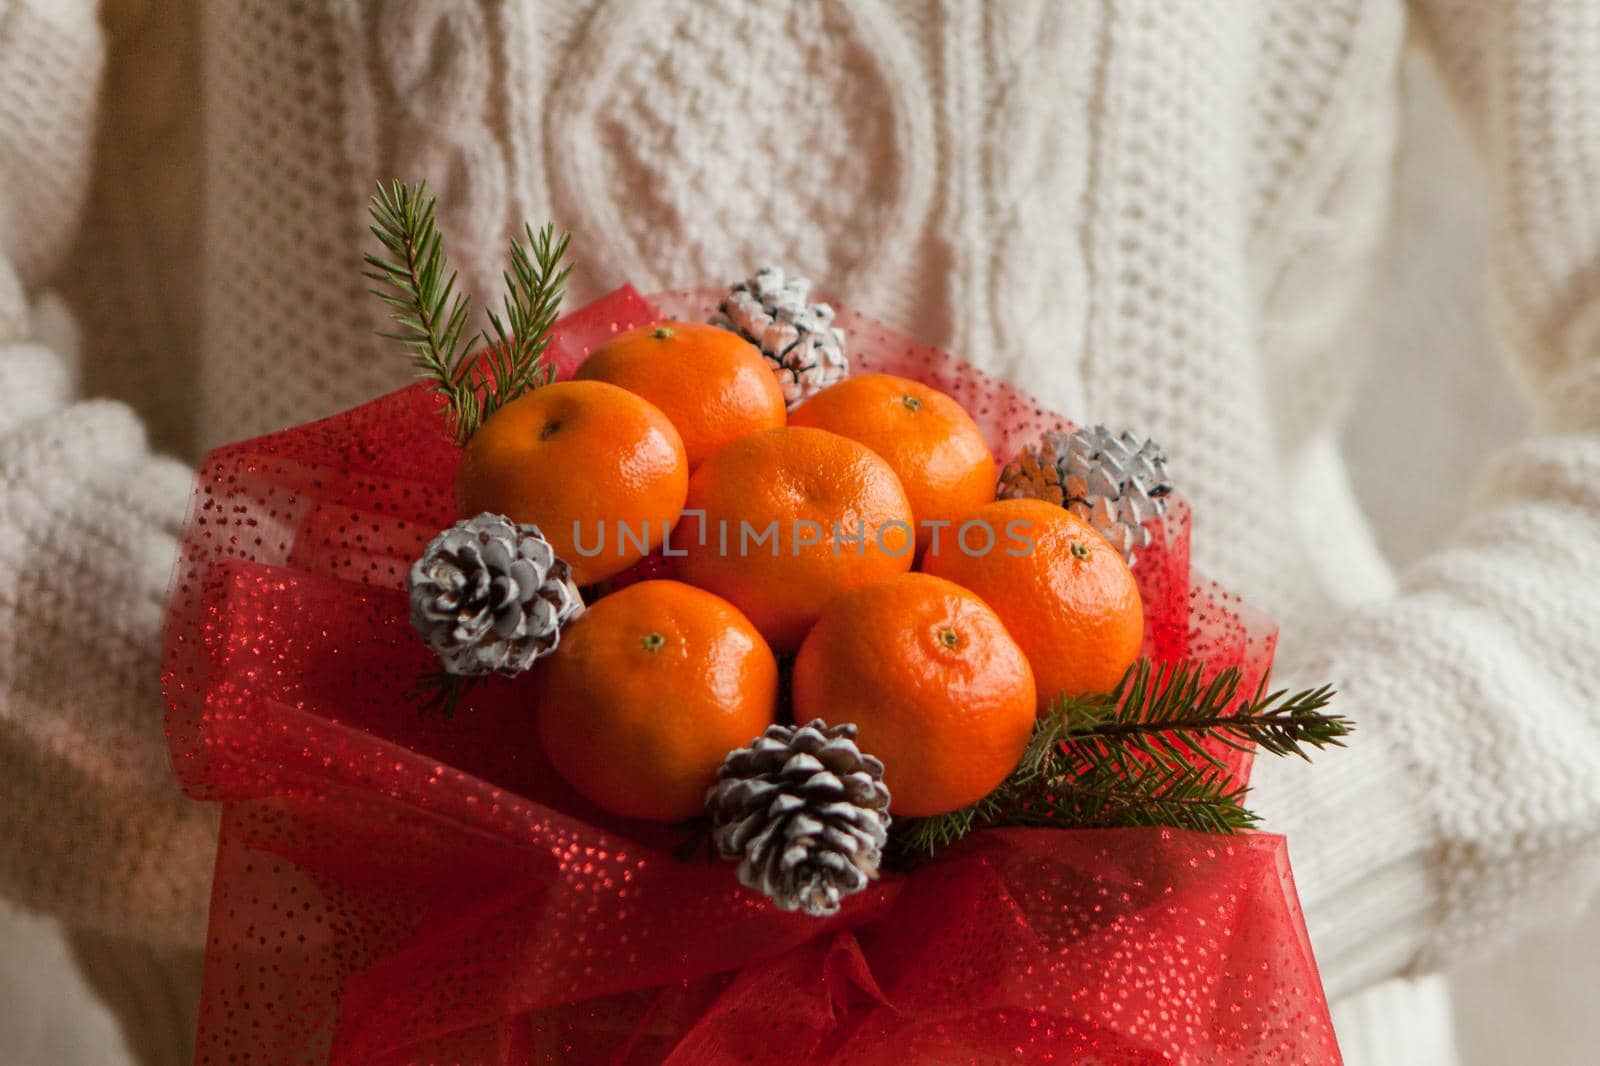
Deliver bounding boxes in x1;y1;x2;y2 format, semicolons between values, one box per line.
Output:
454;321;1143;822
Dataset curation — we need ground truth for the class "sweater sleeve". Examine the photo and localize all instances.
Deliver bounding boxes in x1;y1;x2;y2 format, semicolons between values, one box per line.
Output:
1249;0;1600;1001
0;0;216;948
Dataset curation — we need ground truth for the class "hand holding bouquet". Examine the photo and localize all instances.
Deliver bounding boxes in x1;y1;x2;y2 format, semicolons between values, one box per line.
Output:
163;183;1350;1063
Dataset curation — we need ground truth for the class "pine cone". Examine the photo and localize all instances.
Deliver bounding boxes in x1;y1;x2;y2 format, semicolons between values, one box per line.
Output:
998;426;1173;565
408;513;584;676
712;266;849;409
707;720;891;917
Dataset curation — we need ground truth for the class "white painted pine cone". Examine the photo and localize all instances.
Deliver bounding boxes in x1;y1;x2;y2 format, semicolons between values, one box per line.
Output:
707;719;891;917
997;426;1173;566
713;266;849;409
408;513;584;676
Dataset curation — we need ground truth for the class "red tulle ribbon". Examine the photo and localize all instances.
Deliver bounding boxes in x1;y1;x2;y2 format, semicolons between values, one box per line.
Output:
163;287;1339;1064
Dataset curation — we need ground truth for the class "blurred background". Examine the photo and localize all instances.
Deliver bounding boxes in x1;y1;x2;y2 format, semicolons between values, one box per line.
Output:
0;15;1591;1066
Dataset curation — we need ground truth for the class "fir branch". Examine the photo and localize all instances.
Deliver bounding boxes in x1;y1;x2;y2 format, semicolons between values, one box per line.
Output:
478;223;572;430
892;787;1014;860
1043;743;1259;834
364;180;477;443
365;182;573;443
410;668;482;720
889;657;1349;860
1052;659;1349;771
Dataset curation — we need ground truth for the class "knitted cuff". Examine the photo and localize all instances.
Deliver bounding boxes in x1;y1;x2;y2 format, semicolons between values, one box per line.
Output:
0;383;215;946
1246;686;1437;1001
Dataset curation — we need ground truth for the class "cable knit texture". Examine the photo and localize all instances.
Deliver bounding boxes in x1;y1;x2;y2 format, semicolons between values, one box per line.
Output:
6;1;1600;1064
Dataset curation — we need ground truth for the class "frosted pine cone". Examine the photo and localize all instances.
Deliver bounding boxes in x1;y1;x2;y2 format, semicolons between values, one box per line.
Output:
408;513;584;677
713;266;848;409
998;426;1173;565
707;720;891;917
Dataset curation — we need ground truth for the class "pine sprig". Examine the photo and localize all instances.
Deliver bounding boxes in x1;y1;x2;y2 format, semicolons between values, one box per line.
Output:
1043;737;1258;834
891;658;1349;859
364;180;477;442
364;181;571;444
893;788;1013;858
410;668;482;720
1037;659;1346;776
478;223;573;429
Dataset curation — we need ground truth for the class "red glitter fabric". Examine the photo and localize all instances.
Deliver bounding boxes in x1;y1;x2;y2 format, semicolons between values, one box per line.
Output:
163;287;1339;1064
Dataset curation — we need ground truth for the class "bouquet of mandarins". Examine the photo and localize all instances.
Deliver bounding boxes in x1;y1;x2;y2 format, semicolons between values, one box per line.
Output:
163;184;1350;1064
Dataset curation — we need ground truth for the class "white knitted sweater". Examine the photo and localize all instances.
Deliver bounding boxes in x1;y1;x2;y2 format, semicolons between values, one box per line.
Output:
5;1;1600;1063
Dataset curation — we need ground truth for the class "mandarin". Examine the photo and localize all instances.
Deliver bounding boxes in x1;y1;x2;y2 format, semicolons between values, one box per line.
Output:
455;380;688;586
922;497;1143;706
790;373;996;551
576;321;786;469
533;580;778;822
675;426;914;652
791;572;1036;816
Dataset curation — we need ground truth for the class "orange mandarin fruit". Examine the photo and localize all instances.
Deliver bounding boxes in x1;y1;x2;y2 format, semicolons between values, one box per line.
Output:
455;380;687;585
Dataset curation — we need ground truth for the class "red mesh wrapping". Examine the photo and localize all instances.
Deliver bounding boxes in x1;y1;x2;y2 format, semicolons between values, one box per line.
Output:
164;287;1336;1064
